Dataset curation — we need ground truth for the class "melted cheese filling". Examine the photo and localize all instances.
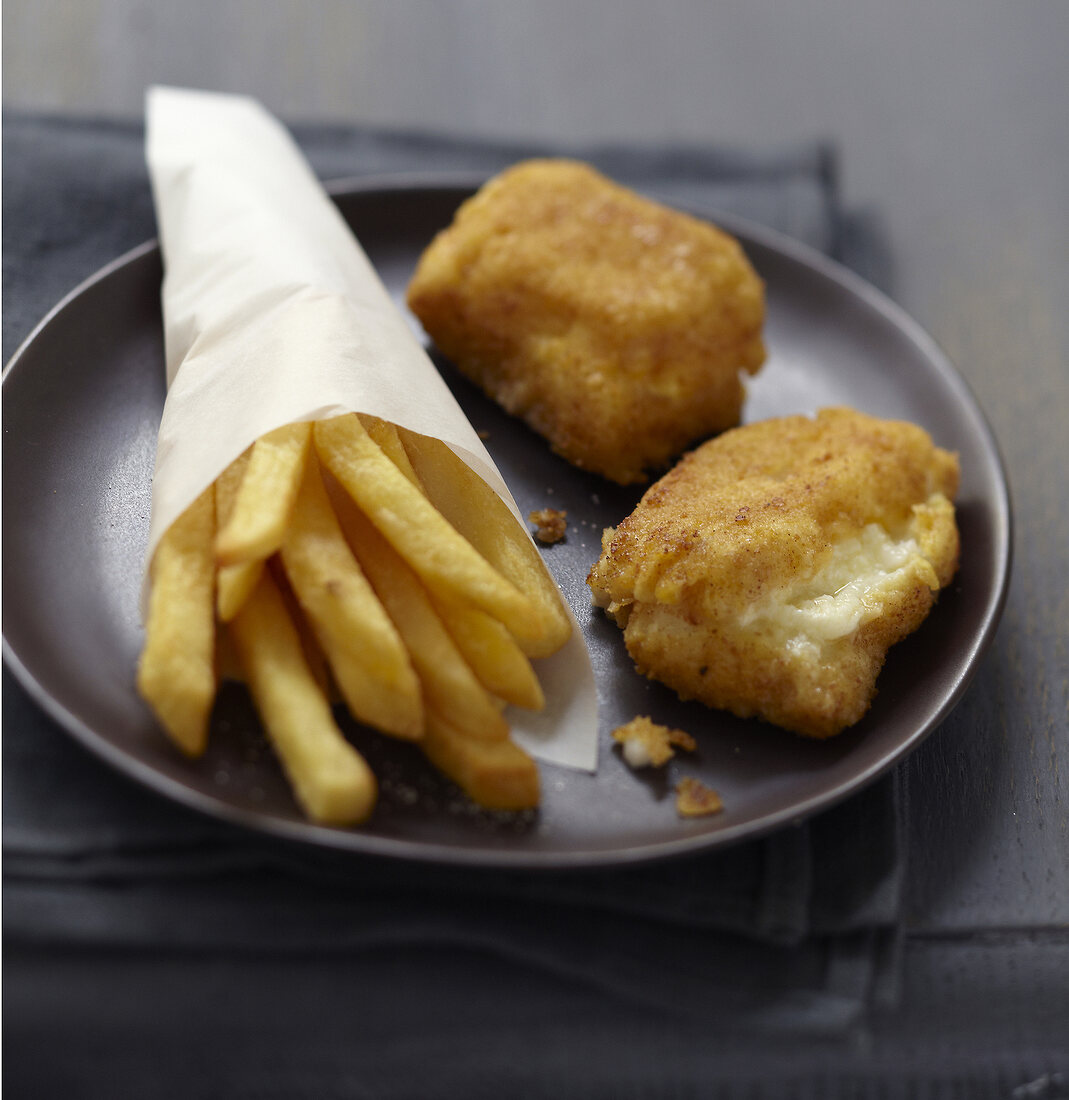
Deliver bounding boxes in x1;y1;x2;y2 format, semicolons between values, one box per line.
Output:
744;524;921;648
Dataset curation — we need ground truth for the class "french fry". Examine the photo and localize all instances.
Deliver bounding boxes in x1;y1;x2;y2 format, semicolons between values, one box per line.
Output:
279;453;423;740
357;414;421;486
143;413;554;821
331;486;511;743
214;448;264;621
229;571;377;826
137;485;216;757
271;559;335;700
215;421;312;566
429;592;545;711
398;428;572;658
423;708;540;811
314;414;537;640
358;415;545;710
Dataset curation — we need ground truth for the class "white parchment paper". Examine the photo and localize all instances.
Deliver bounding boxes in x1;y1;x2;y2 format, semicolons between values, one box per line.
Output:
143;86;598;771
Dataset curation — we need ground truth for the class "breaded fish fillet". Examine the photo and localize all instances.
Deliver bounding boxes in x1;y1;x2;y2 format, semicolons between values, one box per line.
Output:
587;408;961;738
406;159;766;484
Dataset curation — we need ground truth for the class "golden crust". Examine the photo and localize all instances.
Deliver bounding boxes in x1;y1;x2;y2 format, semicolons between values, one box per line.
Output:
587;408;961;738
406;159;766;484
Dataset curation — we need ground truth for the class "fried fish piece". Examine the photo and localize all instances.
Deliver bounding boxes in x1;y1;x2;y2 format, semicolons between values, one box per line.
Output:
587;408;961;738
406;159;766;484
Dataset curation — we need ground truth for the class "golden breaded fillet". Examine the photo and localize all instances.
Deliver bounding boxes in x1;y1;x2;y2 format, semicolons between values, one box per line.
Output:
406;159;766;484
587;408;961;738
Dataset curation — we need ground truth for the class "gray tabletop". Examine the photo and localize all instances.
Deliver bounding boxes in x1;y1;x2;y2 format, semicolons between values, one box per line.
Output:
4;3;1068;1096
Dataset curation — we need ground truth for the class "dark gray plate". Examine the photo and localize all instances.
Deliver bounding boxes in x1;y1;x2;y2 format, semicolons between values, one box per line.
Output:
1;177;1011;868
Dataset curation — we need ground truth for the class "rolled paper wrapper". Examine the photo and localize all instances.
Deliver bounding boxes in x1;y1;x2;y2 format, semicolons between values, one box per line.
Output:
143;85;598;771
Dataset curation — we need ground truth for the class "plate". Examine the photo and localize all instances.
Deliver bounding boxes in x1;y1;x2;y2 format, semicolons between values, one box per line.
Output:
2;177;1012;868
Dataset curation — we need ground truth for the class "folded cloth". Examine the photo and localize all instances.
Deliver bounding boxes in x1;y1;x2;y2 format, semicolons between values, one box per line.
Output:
2;112;901;1055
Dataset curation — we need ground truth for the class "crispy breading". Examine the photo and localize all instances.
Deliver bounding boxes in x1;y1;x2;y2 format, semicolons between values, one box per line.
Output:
587;408;961;738
528;507;568;545
675;777;724;818
406;159;766;484
612;715;697;768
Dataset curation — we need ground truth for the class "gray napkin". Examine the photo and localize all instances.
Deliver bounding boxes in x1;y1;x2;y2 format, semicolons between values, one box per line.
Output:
3;112;901;1054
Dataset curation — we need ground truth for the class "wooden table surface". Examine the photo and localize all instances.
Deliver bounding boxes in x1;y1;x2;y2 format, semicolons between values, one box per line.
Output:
4;0;1067;1088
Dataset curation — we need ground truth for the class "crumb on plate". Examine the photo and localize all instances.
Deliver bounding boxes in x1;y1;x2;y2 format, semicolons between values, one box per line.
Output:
675;776;724;818
612;715;696;769
529;507;568;544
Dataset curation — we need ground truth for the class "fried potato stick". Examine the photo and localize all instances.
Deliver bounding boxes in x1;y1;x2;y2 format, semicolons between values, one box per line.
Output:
428;591;545;711
332;487;510;743
423;708;540;811
359;416;545;710
271;559;335;699
137;485;216;757
357;414;421;486
215;421;312;566
398;428;572;658
314;414;536;642
280;453;423;740
229;571;377;826
214;448;264;621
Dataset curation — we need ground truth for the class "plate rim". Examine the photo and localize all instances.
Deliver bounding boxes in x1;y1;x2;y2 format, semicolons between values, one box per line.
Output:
2;172;1014;870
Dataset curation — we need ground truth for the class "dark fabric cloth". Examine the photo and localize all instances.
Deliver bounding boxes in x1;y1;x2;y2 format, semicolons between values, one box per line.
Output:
4;656;902;952
3;111;903;1092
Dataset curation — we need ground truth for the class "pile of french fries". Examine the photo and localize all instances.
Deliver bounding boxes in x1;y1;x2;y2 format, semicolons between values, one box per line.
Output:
137;413;572;826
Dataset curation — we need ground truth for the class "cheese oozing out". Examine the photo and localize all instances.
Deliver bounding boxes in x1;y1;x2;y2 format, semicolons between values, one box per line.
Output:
742;524;924;652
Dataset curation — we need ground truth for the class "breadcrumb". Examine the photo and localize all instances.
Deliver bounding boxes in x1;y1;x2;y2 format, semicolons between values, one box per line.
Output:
529;507;568;544
612;715;697;768
675;777;724;818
